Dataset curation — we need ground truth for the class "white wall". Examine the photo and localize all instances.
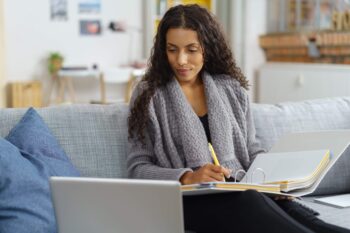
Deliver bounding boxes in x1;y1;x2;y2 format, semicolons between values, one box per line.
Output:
227;0;244;75
3;0;143;104
0;0;5;107
242;0;267;102
215;0;268;102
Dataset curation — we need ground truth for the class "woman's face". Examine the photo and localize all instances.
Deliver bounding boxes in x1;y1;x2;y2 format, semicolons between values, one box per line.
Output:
166;28;204;85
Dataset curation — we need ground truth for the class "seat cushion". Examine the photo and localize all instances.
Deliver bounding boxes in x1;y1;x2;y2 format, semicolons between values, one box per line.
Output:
301;197;350;230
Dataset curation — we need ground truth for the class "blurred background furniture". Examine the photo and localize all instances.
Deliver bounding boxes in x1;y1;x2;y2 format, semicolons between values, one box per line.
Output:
97;67;145;104
53;68;101;104
257;62;350;104
52;67;145;105
256;0;350;104
7;81;42;108
261;0;350;64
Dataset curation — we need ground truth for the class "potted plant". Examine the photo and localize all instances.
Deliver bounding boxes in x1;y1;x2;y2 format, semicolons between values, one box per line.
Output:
48;52;64;75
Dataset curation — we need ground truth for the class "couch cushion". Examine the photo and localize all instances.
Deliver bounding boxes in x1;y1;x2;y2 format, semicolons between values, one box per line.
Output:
301;197;350;230
252;97;350;151
0;104;129;178
0;108;79;233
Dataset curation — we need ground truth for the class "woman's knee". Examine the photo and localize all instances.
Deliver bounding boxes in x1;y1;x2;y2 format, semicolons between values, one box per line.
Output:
239;189;265;203
237;189;278;214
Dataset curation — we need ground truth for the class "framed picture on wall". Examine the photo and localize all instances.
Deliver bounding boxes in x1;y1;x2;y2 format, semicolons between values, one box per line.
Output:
50;0;68;21
79;20;101;35
78;0;101;14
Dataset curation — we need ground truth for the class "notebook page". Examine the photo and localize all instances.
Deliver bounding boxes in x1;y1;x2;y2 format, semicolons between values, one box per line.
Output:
244;150;329;184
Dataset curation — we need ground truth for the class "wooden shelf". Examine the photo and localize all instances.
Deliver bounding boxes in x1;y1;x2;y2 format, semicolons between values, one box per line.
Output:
7;81;43;108
259;31;350;64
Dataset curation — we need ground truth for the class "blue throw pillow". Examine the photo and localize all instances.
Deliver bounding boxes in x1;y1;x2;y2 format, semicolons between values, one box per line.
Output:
0;107;80;233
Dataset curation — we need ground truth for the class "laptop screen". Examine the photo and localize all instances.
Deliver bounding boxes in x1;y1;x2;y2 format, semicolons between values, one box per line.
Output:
50;177;185;233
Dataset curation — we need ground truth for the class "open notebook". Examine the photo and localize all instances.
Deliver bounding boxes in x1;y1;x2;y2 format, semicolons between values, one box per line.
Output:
182;149;330;197
182;182;284;196
244;150;330;192
182;130;350;197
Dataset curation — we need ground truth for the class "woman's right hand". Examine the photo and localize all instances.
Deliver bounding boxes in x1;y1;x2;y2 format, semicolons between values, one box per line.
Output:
180;164;231;185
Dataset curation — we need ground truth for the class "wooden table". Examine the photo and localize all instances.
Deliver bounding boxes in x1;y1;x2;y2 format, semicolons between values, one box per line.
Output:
54;69;101;104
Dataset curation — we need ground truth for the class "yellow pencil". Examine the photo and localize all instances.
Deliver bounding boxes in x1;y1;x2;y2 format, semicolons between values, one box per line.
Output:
208;143;220;166
208;143;226;182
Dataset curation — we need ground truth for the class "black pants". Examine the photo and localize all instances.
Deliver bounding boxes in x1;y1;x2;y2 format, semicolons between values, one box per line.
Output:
183;190;350;233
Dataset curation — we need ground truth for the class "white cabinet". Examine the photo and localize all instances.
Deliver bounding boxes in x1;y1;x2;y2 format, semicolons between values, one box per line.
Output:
257;62;350;104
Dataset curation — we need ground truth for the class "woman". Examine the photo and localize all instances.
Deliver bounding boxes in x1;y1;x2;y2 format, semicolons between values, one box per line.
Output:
127;4;349;233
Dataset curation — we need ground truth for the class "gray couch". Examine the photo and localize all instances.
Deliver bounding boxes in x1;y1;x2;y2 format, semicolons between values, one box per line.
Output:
1;97;350;229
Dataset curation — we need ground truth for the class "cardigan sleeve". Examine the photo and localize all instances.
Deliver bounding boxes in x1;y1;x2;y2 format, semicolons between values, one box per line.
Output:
127;83;192;181
127;127;192;181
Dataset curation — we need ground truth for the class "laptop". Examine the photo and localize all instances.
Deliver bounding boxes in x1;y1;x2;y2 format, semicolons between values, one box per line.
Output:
50;177;185;233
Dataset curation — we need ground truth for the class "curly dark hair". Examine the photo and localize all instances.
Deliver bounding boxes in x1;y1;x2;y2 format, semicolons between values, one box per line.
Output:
128;4;248;143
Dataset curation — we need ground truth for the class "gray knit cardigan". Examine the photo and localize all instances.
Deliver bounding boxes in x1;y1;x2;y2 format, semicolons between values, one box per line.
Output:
127;72;265;181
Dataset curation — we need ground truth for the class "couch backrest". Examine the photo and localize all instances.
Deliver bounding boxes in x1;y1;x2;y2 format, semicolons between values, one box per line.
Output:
0;104;129;178
252;97;350;151
2;97;350;179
